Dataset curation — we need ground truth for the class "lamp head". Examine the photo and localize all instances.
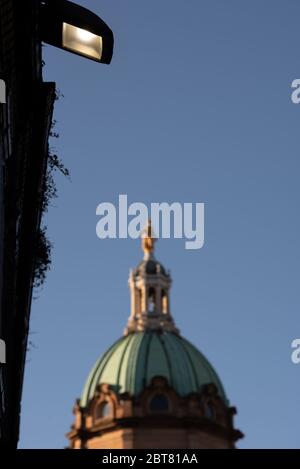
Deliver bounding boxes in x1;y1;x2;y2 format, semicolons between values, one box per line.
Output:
40;0;114;64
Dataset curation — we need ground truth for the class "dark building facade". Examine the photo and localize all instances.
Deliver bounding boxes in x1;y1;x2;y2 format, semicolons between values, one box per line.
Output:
0;0;55;448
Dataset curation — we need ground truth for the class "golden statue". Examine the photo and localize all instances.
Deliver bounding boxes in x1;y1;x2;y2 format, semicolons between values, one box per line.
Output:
142;219;156;256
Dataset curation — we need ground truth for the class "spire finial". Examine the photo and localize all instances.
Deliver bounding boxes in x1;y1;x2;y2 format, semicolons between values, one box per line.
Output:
142;219;156;259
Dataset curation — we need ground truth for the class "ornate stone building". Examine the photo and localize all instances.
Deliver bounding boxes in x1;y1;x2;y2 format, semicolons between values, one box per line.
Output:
67;223;243;449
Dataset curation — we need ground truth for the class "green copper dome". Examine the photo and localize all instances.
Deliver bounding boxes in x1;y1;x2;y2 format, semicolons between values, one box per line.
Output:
80;331;228;407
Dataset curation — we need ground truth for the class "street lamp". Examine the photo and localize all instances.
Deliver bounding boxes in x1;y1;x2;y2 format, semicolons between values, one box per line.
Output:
39;0;114;64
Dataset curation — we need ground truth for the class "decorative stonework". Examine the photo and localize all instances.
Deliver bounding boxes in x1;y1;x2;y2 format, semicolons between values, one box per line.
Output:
67;377;243;449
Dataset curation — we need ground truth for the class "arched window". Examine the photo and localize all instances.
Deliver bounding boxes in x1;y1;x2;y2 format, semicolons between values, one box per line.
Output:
148;287;156;313
95;401;113;420
149;394;169;412
204;402;215;420
161;290;168;314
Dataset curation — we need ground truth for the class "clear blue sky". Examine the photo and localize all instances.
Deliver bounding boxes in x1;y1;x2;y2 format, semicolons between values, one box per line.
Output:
20;0;300;448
